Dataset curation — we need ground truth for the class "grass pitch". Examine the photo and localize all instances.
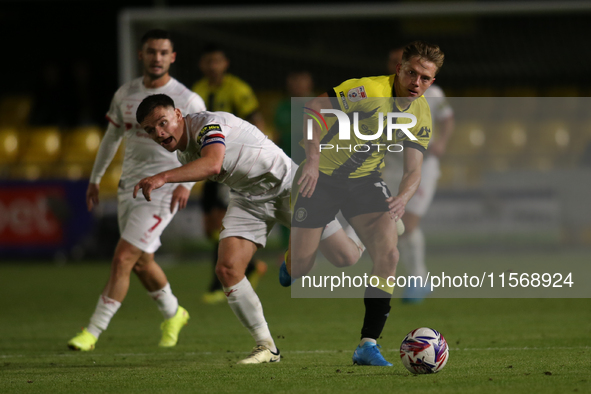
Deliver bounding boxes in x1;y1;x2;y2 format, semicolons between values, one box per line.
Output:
1;251;589;393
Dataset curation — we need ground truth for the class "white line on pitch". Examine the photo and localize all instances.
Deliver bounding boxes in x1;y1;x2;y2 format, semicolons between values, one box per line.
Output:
1;346;589;359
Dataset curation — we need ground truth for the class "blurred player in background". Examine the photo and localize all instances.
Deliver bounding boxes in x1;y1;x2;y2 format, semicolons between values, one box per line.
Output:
192;44;267;304
274;70;315;246
274;70;314;160
67;29;206;351
291;41;443;366
384;47;455;303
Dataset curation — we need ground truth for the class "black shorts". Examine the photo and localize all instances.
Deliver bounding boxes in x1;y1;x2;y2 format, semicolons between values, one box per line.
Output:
292;171;391;228
201;180;229;213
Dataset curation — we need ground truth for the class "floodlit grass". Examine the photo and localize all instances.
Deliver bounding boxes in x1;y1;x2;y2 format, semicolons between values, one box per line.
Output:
1;252;589;393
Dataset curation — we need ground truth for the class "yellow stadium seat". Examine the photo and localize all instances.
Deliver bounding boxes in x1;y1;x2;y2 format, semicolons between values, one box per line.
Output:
528;120;571;154
62;126;103;165
19;127;62;165
0;95;33;127
445;121;487;157
0;127;19;164
20;127;62;166
485;121;528;170
523;120;572;170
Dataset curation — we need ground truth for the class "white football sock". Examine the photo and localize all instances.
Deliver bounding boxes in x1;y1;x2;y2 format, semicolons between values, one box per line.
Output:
148;282;179;320
343;223;366;257
398;228;427;280
224;277;277;352
87;295;121;338
360;338;377;346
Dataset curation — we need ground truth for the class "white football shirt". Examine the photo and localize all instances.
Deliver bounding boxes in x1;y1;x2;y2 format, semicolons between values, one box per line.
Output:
177;111;291;200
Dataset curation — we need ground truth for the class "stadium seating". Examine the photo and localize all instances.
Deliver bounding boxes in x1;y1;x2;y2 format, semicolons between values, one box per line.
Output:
446;121;486;157
0;127;19;164
525;120;571;170
485;121;528;170
61;126;102;165
19;126;62;166
58;126;103;179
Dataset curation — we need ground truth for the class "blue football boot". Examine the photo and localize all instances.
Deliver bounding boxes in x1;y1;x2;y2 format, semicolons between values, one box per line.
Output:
352;342;393;366
279;261;295;287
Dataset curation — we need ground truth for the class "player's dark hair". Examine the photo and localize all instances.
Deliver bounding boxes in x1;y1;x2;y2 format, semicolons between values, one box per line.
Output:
201;43;225;56
136;94;176;124
140;29;174;49
402;41;445;73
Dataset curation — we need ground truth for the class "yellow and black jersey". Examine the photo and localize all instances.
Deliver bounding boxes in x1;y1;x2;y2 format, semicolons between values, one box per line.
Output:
318;74;432;179
191;73;259;119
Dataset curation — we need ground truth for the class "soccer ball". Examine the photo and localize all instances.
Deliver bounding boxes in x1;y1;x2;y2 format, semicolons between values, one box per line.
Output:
399;327;449;374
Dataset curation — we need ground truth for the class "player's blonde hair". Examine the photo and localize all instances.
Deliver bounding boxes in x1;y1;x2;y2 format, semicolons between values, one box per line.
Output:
402;41;445;74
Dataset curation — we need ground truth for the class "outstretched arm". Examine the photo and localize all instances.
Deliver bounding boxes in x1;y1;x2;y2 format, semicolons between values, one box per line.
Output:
133;143;225;202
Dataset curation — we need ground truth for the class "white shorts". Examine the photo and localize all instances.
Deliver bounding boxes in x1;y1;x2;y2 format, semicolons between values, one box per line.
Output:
220;159;345;247
117;184;177;253
383;154;441;217
220;189;291;248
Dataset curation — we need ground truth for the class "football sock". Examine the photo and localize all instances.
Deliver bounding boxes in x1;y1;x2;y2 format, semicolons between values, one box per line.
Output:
87;295;121;338
360;338;377;346
343;223;366;257
148;282;179;320
360;283;392;341
224;277;277;353
398;228;427;280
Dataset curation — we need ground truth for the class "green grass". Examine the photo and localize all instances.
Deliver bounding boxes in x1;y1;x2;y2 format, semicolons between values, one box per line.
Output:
1;252;590;393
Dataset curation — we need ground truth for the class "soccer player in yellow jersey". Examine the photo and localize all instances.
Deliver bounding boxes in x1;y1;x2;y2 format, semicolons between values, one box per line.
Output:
192;45;267;304
192;44;265;130
291;41;444;366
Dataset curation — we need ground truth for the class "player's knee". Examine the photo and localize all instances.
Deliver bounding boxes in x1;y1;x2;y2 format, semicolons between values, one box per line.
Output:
331;249;359;267
132;261;148;275
215;260;240;283
111;254;136;276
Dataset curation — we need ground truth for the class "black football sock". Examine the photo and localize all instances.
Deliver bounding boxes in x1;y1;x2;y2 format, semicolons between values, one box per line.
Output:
360;286;392;340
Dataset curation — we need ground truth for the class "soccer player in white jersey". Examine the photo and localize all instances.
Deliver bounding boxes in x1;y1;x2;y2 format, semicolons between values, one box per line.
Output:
385;47;455;302
133;94;365;364
67;29;206;351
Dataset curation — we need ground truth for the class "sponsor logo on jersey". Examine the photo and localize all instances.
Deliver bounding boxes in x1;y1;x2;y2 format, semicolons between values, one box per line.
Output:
339;91;349;110
347;86;367;102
